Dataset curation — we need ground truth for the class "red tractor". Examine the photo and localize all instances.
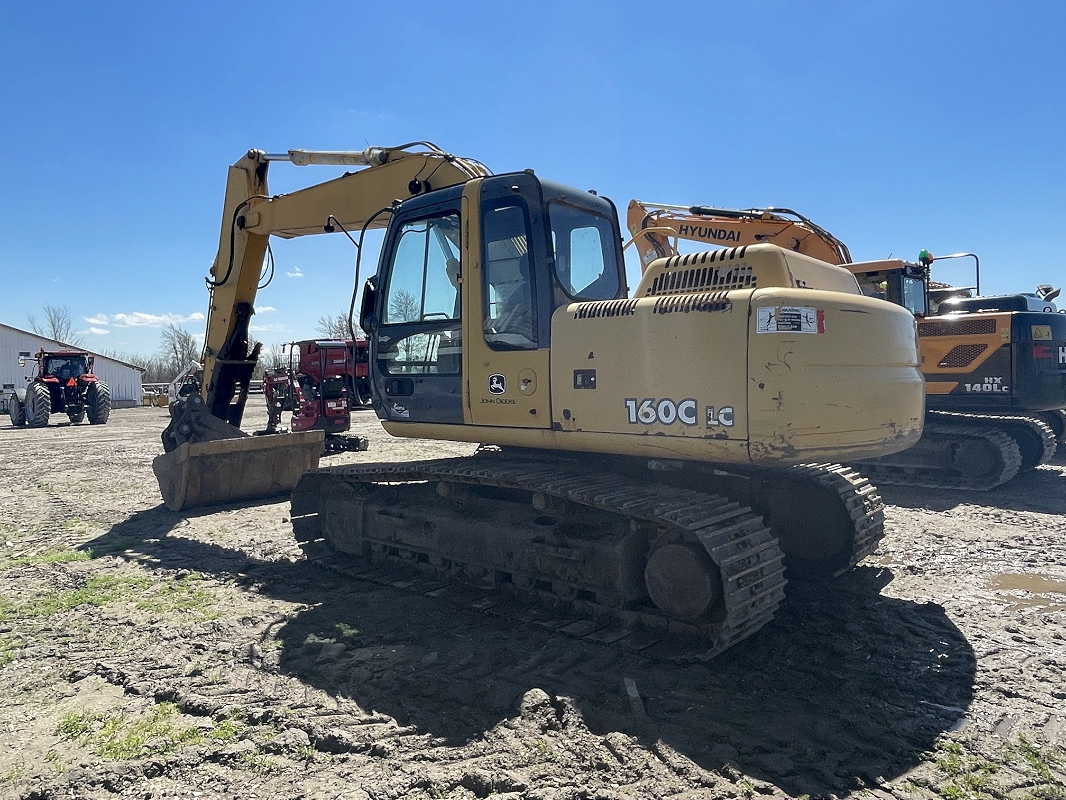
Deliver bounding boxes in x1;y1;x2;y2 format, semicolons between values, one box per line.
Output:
9;348;111;428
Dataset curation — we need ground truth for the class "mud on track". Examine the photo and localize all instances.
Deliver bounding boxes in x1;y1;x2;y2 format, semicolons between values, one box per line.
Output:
0;406;1064;799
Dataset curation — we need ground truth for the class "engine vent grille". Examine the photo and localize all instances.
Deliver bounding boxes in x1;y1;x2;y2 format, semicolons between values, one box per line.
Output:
653;292;733;315
572;298;639;320
646;263;755;297
936;344;989;368
919;318;997;337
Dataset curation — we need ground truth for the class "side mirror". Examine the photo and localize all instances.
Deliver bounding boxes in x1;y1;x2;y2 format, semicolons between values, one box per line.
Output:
359;276;378;335
18;358;25;367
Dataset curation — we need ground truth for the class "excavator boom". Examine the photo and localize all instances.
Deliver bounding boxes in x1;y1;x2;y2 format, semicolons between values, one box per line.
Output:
154;143;489;510
627;199;852;270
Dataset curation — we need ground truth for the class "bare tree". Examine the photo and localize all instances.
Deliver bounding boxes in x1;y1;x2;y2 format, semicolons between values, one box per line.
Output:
263;342;289;371
27;305;83;346
389;290;420;323
316;313;357;340
159;324;200;376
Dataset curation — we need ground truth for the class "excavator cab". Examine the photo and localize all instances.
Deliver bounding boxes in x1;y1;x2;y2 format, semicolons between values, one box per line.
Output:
849;260;931;316
360;172;626;428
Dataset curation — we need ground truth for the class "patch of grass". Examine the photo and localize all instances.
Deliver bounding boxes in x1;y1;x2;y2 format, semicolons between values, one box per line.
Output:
135;572;219;618
738;778;757;799
55;702;203;760
0;548;91;570
56;711;98;739
238;749;280;773
531;738;559;762
963;763;997;793
208;716;245;743
44;750;65;774
938;782;965;800
334;622;360;639
937;750;965;776
0;764;25;784
0;634;22;666
16;575;150;619
1015;734;1065;800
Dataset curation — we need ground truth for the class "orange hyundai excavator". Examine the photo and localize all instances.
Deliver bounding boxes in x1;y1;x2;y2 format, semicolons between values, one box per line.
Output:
628;199;1066;490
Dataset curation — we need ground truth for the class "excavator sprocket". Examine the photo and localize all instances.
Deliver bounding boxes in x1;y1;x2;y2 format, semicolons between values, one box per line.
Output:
291;454;787;662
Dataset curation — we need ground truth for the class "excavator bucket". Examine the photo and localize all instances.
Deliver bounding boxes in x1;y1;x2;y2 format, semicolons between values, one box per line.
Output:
153;432;323;511
153;395;323;511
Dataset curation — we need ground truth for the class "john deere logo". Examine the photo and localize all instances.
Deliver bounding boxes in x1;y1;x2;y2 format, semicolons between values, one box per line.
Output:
488;374;506;395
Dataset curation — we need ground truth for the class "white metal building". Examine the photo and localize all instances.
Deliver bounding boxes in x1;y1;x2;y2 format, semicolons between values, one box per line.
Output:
0;322;144;410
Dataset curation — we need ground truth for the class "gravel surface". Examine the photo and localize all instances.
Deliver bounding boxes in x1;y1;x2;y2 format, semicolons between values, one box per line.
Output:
1;406;1064;800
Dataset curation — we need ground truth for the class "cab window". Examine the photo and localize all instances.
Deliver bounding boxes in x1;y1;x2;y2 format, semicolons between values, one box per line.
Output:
382;214;461;324
482;202;536;350
379;212;462;375
548;201;620;301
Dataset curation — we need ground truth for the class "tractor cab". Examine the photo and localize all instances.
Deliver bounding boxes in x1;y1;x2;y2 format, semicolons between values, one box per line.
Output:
40;352;93;383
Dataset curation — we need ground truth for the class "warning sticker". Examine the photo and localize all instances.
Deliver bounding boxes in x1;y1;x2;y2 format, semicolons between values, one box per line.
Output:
756;306;825;334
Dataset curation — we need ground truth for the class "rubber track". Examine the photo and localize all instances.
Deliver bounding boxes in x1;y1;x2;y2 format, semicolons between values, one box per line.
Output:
769;463;885;577
291;456;788;663
855;420;1022;490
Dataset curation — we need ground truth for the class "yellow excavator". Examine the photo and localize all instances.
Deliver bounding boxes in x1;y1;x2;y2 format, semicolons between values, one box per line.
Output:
629;199;1066;490
154;144;924;660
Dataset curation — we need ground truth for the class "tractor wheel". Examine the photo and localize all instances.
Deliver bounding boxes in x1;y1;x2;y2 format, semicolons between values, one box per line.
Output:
68;406;86;424
87;382;111;425
27;383;51;428
9;396;26;427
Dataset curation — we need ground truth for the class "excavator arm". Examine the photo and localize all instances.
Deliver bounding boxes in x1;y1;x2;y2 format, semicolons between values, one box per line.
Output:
627;199;851;270
200;144;489;431
155;143;489;511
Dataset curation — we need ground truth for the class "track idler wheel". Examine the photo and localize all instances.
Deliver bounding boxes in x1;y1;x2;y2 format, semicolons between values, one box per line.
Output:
644;533;722;622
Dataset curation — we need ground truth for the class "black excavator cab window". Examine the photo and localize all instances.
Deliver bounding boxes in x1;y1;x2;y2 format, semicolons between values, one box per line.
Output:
547;200;620;303
856;268;928;317
378;212;463;376
482;201;537;351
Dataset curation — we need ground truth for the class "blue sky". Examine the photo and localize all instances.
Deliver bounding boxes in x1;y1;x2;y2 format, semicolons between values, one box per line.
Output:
1;1;1063;357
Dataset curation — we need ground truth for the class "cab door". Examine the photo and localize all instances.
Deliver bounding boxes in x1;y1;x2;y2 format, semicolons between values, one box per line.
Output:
371;201;465;424
462;175;552;428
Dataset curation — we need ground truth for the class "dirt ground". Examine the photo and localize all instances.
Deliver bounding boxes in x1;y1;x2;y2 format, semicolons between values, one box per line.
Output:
0;406;1064;800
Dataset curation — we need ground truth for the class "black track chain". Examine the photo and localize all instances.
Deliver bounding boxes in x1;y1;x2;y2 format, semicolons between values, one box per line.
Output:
770;462;885;577
929;411;1057;470
291;456;787;663
1045;409;1066;450
853;419;1022;490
